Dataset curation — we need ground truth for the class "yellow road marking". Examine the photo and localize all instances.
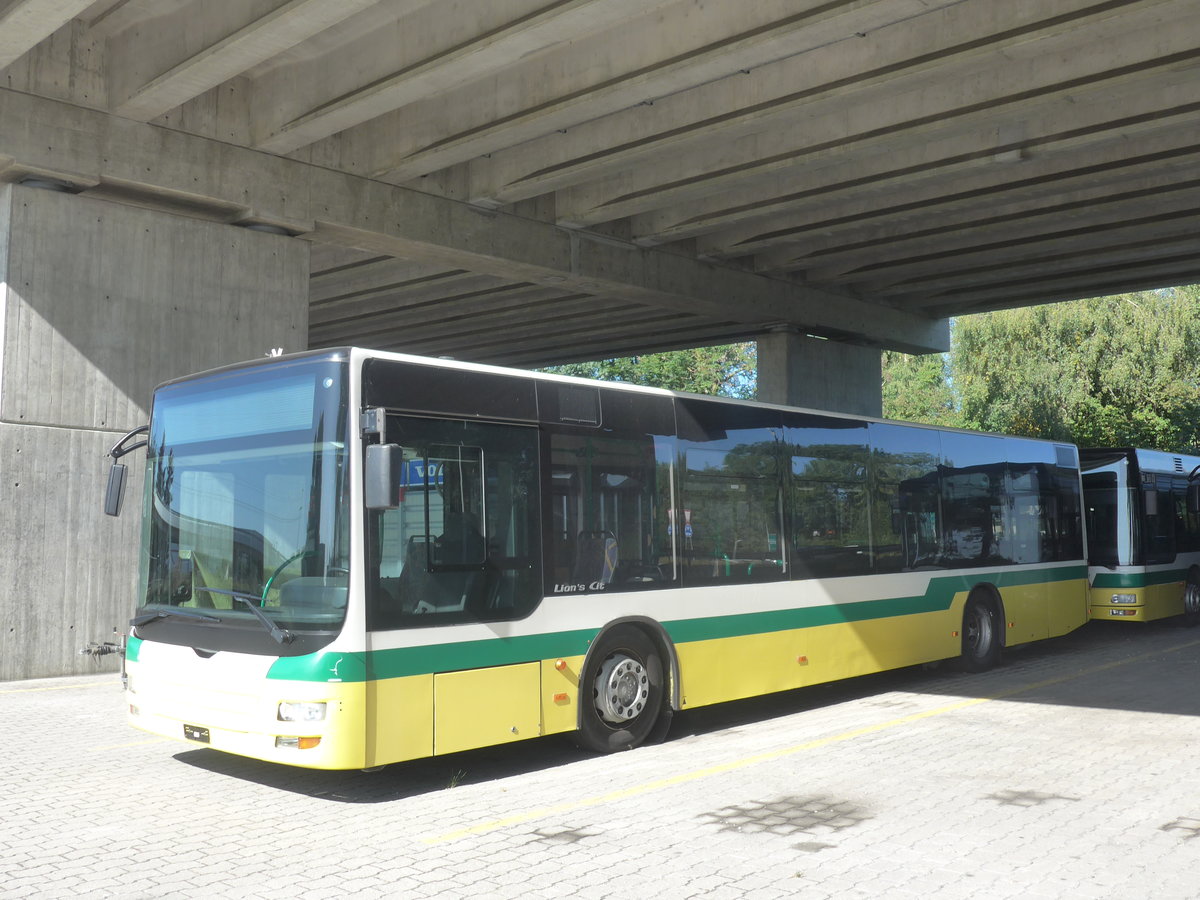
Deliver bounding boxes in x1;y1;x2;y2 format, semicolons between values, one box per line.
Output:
423;638;1200;845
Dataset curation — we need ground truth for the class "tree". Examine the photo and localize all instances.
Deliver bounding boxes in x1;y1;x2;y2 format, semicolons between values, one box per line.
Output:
881;350;961;428
542;343;757;399
953;288;1200;451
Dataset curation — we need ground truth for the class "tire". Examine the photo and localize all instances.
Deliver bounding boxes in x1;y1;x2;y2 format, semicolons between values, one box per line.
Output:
574;625;670;753
960;592;1001;672
1183;571;1200;627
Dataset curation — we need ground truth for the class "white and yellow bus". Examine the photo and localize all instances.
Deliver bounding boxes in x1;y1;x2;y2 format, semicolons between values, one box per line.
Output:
116;348;1090;770
1081;447;1200;624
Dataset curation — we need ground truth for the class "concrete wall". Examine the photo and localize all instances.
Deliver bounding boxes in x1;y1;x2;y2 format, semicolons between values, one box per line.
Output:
0;184;308;680
757;329;883;418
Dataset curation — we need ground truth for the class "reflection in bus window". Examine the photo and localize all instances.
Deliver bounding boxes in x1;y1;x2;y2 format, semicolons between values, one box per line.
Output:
680;442;785;586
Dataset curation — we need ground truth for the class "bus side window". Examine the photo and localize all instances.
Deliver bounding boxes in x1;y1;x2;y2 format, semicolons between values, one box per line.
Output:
367;416;541;628
547;429;668;592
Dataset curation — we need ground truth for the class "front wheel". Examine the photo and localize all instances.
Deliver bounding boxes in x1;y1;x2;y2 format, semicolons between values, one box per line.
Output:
574;626;670;753
960;593;1001;672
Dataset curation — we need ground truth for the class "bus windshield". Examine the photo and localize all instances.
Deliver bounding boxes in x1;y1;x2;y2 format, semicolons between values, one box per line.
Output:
136;355;350;655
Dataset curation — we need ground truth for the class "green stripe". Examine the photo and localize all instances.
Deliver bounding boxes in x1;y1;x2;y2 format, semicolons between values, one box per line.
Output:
664;565;1084;644
126;635;142;663
269;565;1086;683
1091;569;1185;589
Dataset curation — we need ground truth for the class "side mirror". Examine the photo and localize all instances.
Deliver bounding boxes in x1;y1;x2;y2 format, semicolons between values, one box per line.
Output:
365;444;403;509
104;425;149;518
104;463;128;517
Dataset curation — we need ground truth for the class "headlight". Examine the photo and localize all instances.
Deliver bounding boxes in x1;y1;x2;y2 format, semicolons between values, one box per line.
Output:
278;701;327;722
1110;593;1137;604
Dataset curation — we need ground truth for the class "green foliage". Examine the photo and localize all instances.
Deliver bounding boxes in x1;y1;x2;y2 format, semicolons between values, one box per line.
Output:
542;343;757;399
883;285;1200;453
881;350;962;428
953;289;1200;452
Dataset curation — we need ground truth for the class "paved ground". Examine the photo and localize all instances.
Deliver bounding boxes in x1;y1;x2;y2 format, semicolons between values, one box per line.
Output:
3;620;1200;899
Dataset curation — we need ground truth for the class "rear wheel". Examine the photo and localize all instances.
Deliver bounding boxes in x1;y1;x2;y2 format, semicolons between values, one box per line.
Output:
574;626;670;753
960;592;1001;672
1183;571;1200;627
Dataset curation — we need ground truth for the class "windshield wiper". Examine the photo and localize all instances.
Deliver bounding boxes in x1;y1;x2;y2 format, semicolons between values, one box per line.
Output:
131;608;222;627
194;587;294;645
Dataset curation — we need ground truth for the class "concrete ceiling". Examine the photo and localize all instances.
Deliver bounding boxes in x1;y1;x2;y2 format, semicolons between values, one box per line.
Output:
2;0;1199;366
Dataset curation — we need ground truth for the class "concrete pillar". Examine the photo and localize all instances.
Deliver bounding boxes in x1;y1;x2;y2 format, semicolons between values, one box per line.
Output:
757;328;882;417
0;184;308;680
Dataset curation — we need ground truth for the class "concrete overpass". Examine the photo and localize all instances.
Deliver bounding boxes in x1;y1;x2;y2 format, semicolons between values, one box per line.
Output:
2;0;1199;678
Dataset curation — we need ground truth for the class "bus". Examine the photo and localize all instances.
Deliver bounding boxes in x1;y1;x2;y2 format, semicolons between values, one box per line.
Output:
113;348;1089;770
1081;447;1200;624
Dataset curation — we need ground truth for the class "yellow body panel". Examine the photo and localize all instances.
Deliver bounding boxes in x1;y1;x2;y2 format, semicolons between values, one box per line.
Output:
1046;577;1090;637
676;609;963;710
364;674;433;767
433;662;542;756
1088;583;1183;622
998;585;1042;646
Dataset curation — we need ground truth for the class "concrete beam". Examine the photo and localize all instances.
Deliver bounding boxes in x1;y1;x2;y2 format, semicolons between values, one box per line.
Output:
108;0;382;121
795;184;1200;283
471;0;1151;210
253;0;677;155
845;210;1200;302
0;87;948;353
926;264;1200;318
883;233;1200;303
549;5;1200;227
756;155;1200;274
314;290;649;347
922;255;1200;314
0;0;94;69
326;0;948;183
644;113;1200;252
404;311;742;366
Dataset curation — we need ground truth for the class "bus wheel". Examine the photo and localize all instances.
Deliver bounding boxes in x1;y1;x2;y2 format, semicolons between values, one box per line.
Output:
575;626;668;753
1183;572;1200;627
960;593;1001;672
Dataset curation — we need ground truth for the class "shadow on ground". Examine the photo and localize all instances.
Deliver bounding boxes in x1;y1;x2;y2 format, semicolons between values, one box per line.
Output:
174;619;1200;802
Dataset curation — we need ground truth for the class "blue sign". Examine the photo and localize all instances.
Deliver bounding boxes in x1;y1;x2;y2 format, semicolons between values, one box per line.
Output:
401;460;443;487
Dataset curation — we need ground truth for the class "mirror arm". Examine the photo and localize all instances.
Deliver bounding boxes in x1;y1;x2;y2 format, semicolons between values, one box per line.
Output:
109;424;149;460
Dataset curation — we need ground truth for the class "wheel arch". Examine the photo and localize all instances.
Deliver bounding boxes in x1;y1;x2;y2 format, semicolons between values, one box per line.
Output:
576;616;681;731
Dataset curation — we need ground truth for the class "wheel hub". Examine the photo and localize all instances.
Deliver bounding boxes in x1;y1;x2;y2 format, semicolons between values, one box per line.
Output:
594;654;649;724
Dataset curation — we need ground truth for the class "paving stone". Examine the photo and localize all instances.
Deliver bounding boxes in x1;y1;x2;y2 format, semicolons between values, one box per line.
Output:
5;622;1200;897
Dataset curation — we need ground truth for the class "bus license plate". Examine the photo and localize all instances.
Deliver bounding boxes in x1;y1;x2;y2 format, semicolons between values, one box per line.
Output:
183;724;210;743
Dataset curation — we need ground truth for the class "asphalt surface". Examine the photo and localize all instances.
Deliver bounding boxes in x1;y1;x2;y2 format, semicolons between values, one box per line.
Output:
3;620;1200;899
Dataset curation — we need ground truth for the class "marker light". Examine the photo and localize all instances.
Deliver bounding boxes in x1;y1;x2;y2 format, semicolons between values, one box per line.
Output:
1110;593;1138;604
276;736;322;749
278;701;327;722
